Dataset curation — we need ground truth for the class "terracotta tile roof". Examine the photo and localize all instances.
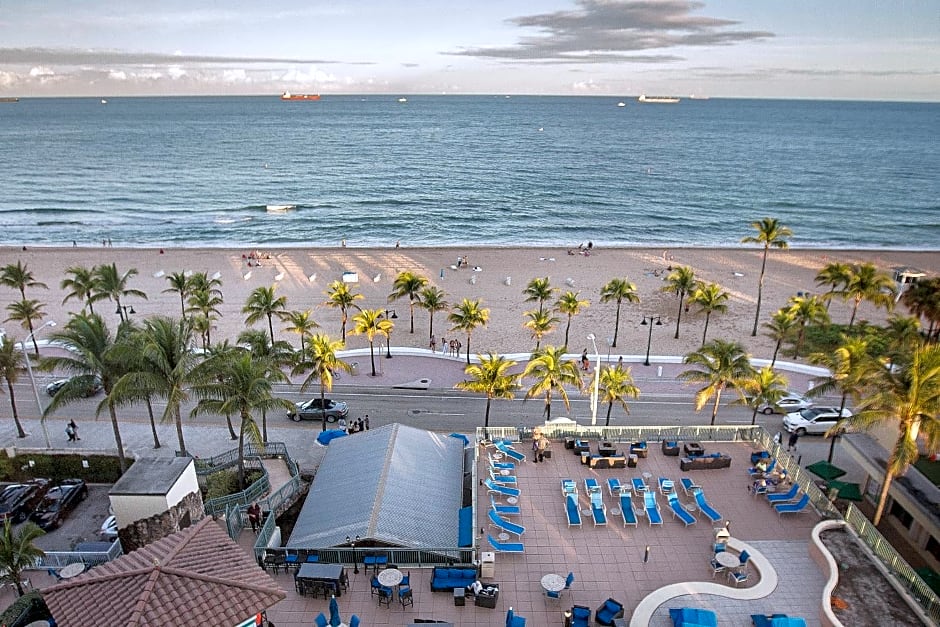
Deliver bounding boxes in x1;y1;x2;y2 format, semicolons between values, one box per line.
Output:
44;517;285;627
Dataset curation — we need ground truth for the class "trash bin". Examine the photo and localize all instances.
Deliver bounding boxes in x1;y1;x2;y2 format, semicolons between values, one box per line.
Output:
350;362;359;375
480;551;495;578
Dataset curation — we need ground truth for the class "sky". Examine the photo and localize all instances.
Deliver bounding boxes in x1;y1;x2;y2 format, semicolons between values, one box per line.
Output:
1;0;937;100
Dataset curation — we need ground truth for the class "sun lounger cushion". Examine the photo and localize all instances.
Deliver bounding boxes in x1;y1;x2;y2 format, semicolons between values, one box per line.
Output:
565;494;582;526
774;493;810;515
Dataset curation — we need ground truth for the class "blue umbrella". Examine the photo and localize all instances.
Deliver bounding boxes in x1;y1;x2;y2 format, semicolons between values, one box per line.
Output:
329;595;341;627
316;429;348;446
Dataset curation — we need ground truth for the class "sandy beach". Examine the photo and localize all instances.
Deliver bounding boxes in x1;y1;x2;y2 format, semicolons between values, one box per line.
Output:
3;245;937;364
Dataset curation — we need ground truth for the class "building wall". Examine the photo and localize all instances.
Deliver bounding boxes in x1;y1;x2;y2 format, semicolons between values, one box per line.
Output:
118;491;205;553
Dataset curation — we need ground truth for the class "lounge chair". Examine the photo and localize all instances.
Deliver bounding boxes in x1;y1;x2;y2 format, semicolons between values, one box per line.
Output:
488;508;526;536
591;501;607;526
774;493;811;515
565;494;582;527
489;454;515;470
584;477;600;493
679;477;699;496
766;484;799;503
667;492;696;526
488;533;525;553
561;479;578;497
495;441;526;463
490;469;518;485
491;495;521;516
484;478;520;498
692;488;722;523
643;491;663;525
659;477;675;495
607;477;624;495
669;607;718;627
632;477;648;493
619;493;638;526
748;458;776;476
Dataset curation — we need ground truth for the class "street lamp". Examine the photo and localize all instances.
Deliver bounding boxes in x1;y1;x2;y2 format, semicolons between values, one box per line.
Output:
346;534;360;573
381;309;397;359
115;304;135;321
640;315;662;366
587;333;600;426
22;320;56;448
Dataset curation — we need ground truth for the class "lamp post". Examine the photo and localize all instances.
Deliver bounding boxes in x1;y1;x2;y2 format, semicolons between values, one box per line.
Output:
382;309;397;358
115;304;135;321
587;333;600;426
346;534;360;574
22;320;56;448
640;315;662;366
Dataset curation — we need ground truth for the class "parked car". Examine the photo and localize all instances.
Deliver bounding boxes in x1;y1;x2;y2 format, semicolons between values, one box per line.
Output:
758;392;813;415
0;479;51;523
287;398;349;422
99;514;119;541
45;375;103;397
783;407;853;436
30;478;88;530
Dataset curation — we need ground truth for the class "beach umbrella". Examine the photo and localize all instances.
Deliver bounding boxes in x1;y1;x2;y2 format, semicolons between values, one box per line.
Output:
316;429;348;447
329;595;341;627
806;460;846;481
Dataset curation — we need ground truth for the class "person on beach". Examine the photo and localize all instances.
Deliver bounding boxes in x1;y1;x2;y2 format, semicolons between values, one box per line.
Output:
364;414;370;430
357;417;364;432
338;417;347;433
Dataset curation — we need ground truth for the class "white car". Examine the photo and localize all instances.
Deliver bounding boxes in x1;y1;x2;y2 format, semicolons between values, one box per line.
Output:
758;393;812;415
99;515;118;541
783;407;853;436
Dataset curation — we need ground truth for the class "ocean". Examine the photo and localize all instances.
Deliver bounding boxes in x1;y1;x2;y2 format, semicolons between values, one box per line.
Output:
0;95;937;249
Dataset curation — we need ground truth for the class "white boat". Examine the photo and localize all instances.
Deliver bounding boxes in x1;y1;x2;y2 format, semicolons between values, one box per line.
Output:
397;97;407;103
101;99;108;104
689;94;710;100
617;102;626;107
638;95;680;104
266;204;296;214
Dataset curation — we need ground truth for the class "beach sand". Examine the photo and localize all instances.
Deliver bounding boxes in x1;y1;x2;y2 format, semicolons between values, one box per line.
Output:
3;245;937;364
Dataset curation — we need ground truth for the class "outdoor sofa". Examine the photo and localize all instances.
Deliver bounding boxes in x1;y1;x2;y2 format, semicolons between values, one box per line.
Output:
588;455;626;469
430;565;478;591
680;453;732;471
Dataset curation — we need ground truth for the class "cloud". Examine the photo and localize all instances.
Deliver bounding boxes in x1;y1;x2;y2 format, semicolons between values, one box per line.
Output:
448;0;773;63
0;47;338;67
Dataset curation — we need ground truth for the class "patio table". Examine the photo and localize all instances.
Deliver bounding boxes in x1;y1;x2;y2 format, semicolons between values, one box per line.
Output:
378;567;403;587
541;573;566;592
59;563;85;579
715;552;740;568
297;562;345;597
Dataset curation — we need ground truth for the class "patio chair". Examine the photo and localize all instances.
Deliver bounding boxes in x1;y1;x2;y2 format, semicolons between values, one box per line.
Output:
644;491;663;525
739;550;751;566
619;493;638;527
607;477;623;495
506;607;527;627
570;604;592;627
709;555;725;578
378;587;393;607
545;589;561;600
692;488;722;523
485;478;521;498
565;494;582;527
564;571;575;591
659;477;675;495
491;495;521;516
400;570;410;587
748;458;776;476
774;493;810;515
399;586;414;608
766;484;799;503
489;508;526;537
370;575;383;597
490;469;518;485
314;613;328;627
495;441;526;463
679;477;699;496
632;477;648;493
561;478;578;497
487;533;525;553
284;550;300;572
595;597;625;625
667;492;696;526
304;550;320;563
374;552;389;571
363;553;378;571
728;568;749;586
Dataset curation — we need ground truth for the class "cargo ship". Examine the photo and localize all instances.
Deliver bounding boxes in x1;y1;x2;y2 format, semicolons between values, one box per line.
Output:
0;97;19;103
280;92;320;101
638;95;680;104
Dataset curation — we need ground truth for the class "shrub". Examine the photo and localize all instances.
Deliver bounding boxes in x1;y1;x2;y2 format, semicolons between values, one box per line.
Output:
203;469;264;501
0;451;129;483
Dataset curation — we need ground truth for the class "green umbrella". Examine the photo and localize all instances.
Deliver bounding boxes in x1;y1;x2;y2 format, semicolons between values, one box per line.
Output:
807;461;847;481
827;480;863;501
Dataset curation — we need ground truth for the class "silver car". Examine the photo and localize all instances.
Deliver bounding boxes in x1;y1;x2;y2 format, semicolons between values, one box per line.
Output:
783;406;853;435
287;398;349;422
758;392;812;415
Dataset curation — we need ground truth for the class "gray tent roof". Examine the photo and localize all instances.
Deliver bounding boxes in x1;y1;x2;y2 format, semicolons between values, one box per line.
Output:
287;423;466;549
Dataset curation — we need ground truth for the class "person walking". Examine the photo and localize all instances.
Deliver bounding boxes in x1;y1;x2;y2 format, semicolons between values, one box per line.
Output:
580;349;590;371
429;334;436;352
440;337;447;355
247;502;261;533
364;414;370;430
787;431;800;452
66;420;80;442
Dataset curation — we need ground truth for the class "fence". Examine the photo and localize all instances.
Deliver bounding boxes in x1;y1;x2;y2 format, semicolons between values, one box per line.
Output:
255;545;475;568
479;424;765;446
36;540;124;569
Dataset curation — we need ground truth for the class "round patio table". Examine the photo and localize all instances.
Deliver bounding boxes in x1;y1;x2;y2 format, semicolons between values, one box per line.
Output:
59;563;85;579
715;552;740;568
377;568;403;588
498;532;510;541
506;497;518;505
540;573;566;592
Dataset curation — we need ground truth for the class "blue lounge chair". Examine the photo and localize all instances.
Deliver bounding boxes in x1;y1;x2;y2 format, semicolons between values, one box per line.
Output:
584;477;600;493
489;454;515;470
488;533;525;553
506;607;527;627
667;492;696;526
495;441;526;463
607;477;624;495
748;458;776;476
659;477;675;495
561;479;578;497
766;484;800;503
565;494;582;527
488;508;526;536
679;477;699;496
591;501;607;526
490;469;518;485
491;495;521;516
485;478;521;498
632;477;648;493
669;607;718;627
775;493;810;515
619;493;638;526
693;488;722;523
644;491;663;525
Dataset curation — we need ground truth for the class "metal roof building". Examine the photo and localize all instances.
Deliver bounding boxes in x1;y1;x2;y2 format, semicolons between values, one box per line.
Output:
287;423;466;549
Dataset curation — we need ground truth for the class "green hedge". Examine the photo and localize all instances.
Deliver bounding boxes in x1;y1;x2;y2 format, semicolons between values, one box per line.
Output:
0;451;130;483
203;469;263;501
0;591;53;627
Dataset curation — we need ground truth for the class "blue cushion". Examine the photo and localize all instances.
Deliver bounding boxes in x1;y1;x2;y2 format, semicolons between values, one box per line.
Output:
573;607;591;619
605;600;620;612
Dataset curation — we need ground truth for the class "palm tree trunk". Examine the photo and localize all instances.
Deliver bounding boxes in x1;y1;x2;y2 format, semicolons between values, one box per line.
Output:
484;397;492;429
751;247;769;336
771;339;782;368
262;407;268;442
146;398;161;449
849;297;861;327
409;300;416;334
28;319;38;355
179;294;185;317
873;469;894;526
6;381;26;438
108;402;127;472
605;401;614;427
750;406;759;426
267;314;275;345
674;293;684;339
428;312;435;341
369;342;376;376
564;316;572;348
237;411;247;489
710;390;723;426
795;323;807;358
341;310;347;342
612;302;622;347
702;312;711;346
321;386;329;432
225;412;237;440
465;333;472;365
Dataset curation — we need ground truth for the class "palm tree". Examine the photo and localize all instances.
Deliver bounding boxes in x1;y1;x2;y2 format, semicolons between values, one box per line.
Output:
678;339;755;426
163;272;192;317
522;345;582;421
294;333;350;431
523;309;558;351
61;265;98;314
186;288;223;349
389;271;429;334
842;344;940;525
661;266;696;339
737;366;789;425
556;290;589;349
742;217;792;336
191;351;292;488
0;519;45;597
40;313;130;471
283;309;320;354
689;282;730;346
0;261;47;301
324;280;363;342
4;299;46;354
600;277;640;348
598;364;640;426
523;277;556;315
238;329;293;442
841;262;896;327
0;336;28;437
243;285;289;345
417;286;449;342
815;262;852;311
883;315;923;365
901;277;940;341
202;340;239;440
90;263;147;323
787;295;830;358
448;298;490;365
349;308;392;376
456;353;520;430
763;308;798;368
